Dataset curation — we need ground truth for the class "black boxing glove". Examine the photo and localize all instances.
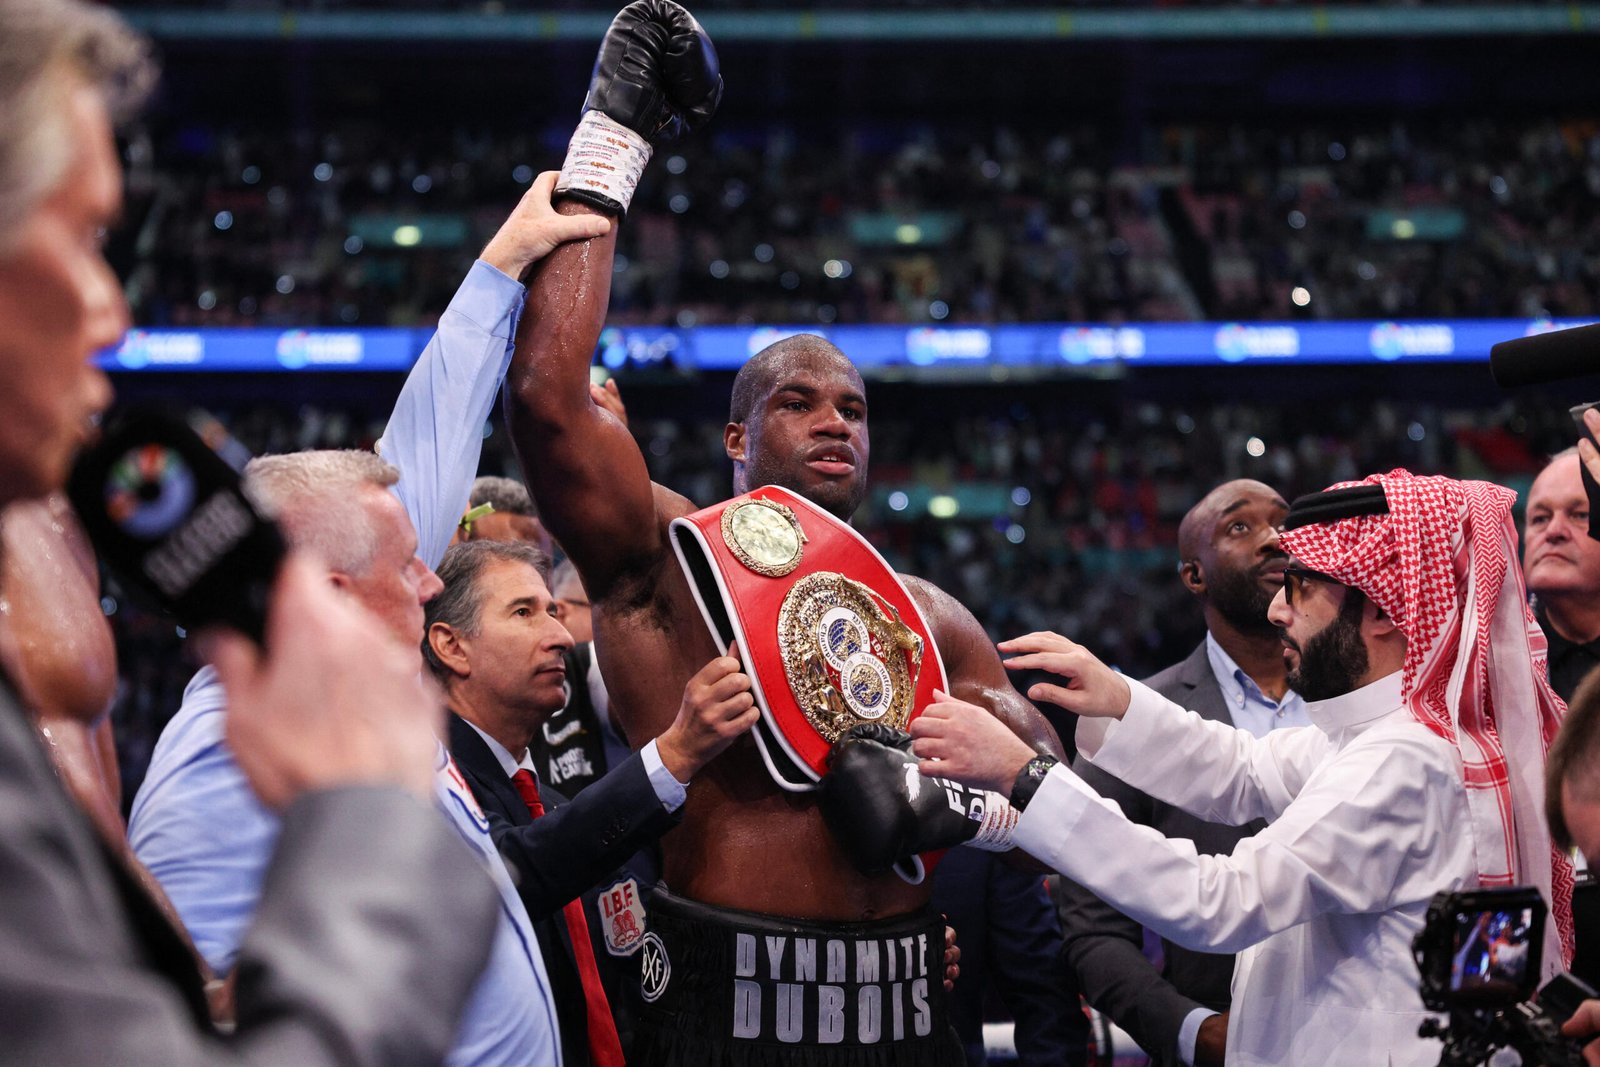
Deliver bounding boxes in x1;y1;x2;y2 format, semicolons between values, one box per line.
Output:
556;0;723;216
818;723;1019;878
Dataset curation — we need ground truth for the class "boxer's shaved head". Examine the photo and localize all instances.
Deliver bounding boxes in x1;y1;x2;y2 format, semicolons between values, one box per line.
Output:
726;334;870;520
730;334;860;426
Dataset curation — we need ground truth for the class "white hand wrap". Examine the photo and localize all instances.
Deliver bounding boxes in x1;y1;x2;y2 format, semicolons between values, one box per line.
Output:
555;111;652;215
966;790;1020;852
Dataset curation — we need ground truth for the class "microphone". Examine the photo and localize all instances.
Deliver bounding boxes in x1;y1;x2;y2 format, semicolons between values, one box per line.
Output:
68;407;284;645
1490;323;1600;388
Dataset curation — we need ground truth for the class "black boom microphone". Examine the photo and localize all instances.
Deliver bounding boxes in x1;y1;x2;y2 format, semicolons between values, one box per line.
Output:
1490;322;1600;388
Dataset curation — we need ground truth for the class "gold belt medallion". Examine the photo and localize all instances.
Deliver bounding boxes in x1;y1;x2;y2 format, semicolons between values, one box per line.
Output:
776;572;925;742
721;498;807;577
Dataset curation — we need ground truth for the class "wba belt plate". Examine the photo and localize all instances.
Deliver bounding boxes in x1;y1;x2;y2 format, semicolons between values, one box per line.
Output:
670;486;948;792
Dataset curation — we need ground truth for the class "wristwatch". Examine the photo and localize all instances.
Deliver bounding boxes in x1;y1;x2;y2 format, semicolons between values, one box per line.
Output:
1010;754;1061;813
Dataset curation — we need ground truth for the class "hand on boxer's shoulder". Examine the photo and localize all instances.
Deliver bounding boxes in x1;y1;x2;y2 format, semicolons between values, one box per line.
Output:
909;691;1034;794
997;631;1132;720
590;379;629;427
655;640;758;783
480;171;611;280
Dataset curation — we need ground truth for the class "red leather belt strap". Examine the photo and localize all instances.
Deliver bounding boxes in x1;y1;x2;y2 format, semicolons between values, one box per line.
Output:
670;485;948;792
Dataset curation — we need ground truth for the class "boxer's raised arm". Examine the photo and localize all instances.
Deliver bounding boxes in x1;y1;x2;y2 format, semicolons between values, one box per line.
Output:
506;209;650;594
505;0;721;598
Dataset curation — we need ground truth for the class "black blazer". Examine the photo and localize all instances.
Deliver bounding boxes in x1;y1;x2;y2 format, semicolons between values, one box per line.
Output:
447;713;679;1066
1054;641;1265;1067
929;847;1088;1067
0;676;499;1067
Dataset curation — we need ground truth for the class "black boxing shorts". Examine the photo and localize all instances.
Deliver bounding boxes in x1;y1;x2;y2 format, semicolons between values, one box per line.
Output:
631;888;964;1067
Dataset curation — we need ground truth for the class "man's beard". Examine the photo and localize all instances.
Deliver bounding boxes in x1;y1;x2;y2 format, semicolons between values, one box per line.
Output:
1284;594;1369;702
1209;559;1284;638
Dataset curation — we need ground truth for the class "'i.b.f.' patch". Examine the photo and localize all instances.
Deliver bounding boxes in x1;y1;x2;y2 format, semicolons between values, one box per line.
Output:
599;877;648;957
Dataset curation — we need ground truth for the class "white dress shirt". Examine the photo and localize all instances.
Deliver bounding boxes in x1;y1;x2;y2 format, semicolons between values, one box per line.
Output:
434;746;563;1067
1204;632;1311;738
1018;671;1478;1066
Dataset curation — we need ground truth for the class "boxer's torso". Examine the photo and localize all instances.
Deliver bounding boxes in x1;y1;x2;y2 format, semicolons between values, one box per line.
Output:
591;486;931;922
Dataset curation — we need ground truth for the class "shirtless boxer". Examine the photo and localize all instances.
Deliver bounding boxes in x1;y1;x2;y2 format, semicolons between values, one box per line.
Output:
505;4;1062;1062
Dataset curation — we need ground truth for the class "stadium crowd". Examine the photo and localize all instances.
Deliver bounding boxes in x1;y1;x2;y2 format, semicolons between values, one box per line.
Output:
122;117;1600;331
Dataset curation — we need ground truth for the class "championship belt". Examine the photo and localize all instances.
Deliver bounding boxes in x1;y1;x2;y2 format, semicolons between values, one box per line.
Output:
670;486;949;793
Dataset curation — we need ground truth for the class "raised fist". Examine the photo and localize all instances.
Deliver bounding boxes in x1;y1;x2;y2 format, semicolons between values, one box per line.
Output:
556;0;722;216
584;0;721;145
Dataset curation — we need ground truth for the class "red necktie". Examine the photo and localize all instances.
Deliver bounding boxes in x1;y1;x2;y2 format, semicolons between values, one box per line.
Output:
511;768;627;1067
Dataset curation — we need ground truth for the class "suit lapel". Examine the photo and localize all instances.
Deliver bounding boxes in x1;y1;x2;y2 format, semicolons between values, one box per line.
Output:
0;683;213;1027
1176;640;1236;727
446;717;590;1063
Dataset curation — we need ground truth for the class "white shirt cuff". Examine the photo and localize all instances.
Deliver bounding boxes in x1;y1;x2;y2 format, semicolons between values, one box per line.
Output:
1177;1007;1217;1066
640;738;688;813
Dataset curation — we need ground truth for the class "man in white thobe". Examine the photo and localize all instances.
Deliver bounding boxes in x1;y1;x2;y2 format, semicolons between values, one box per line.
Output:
911;471;1570;1067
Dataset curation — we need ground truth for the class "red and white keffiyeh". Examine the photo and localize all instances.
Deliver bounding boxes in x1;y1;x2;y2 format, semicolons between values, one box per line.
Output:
1279;469;1573;973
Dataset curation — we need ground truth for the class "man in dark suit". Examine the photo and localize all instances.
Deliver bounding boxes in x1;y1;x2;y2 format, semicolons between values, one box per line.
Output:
1055;480;1303;1067
0;1;500;1060
929;848;1088;1066
425;538;758;1066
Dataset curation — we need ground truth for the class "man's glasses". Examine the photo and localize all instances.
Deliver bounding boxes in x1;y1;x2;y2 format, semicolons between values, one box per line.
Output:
1283;564;1339;605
